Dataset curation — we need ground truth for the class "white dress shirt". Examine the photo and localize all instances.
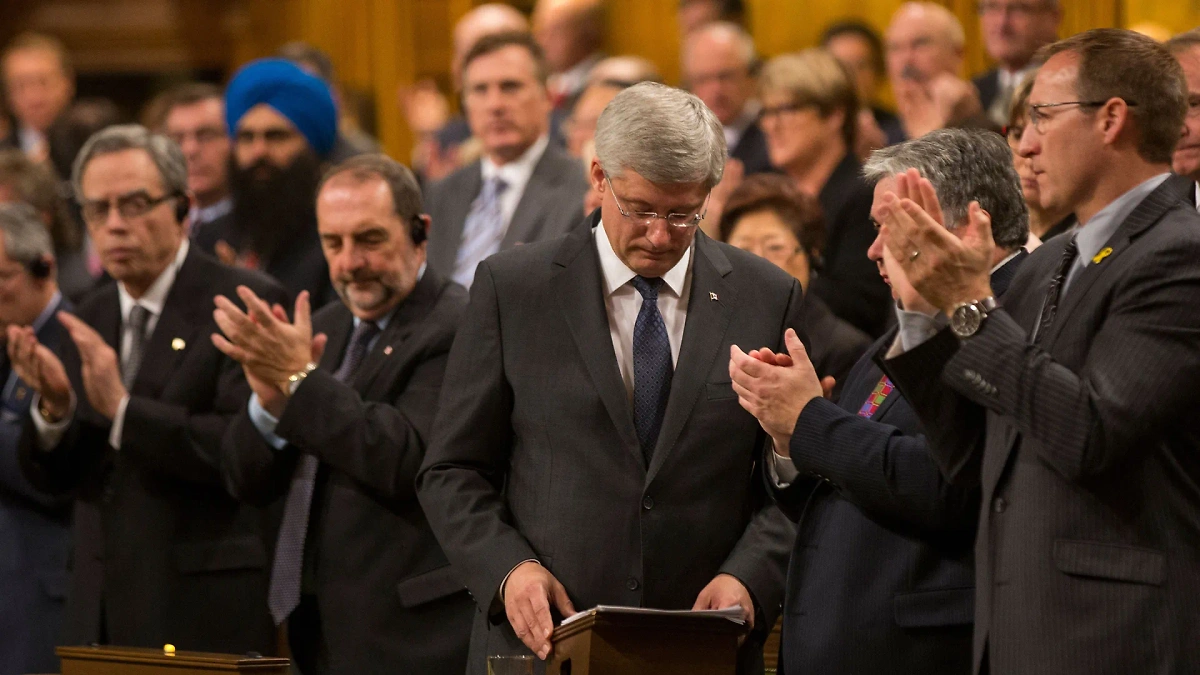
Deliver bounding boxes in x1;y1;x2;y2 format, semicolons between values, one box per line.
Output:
594;220;692;399
723;104;759;154
480;134;550;236
33;240;190;450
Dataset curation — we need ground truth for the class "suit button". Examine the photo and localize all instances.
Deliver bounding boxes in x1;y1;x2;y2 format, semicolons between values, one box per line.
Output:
626;577;640;591
642;496;654;510
993;497;1007;513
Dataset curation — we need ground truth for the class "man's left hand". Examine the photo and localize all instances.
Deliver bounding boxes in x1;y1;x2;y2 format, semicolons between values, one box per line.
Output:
212;288;315;387
693;573;756;629
57;312;126;420
876;169;994;314
730;328;824;453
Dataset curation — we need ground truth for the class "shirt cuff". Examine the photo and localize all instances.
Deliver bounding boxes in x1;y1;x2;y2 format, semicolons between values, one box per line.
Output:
31;391;75;451
498;559;542;603
768;442;800;488
896;306;948;353
248;394;289;450
107;395;131;450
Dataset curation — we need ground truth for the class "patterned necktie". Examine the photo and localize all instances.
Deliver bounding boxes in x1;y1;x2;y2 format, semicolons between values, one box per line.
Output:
268;320;381;625
1033;236;1079;345
631;276;673;467
453;177;509;288
122;304;150;390
857;375;894;419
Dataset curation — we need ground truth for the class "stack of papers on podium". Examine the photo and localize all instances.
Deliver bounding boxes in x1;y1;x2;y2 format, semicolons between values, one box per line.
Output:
560;605;746;626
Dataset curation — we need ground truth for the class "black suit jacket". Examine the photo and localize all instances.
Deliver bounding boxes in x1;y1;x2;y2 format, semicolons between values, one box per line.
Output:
424;142;589;282
772;251;1025;675
730;122;775;176
222;269;472;673
883;175;1200;674
19;249;286;654
416;216;805;674
973;69;1002;114
811;153;892;337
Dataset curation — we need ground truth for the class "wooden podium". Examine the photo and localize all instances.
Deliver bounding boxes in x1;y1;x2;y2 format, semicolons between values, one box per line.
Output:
56;646;289;675
545;607;746;675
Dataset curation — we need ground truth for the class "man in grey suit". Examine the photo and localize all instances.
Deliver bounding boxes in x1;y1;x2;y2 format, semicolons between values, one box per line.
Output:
416;82;803;674
875;29;1200;674
424;31;589;289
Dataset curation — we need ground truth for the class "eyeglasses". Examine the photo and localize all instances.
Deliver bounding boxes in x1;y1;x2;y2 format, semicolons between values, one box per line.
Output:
604;173;709;228
79;190;182;226
1004;124;1025;148
1027;100;1138;134
757;102;813;124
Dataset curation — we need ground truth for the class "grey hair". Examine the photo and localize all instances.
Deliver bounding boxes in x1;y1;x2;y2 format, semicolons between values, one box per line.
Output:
70;124;188;202
0;203;55;268
862;128;1029;250
684;21;757;70
594;82;727;189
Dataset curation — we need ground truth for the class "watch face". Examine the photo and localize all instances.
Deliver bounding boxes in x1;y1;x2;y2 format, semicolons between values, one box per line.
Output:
952;304;983;337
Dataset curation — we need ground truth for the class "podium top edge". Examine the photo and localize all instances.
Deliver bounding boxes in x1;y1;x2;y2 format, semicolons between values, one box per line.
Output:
56;646;290;668
551;611;748;642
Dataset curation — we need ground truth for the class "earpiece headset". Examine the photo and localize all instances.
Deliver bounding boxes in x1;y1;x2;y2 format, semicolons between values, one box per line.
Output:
26;256;51;279
409;215;427;246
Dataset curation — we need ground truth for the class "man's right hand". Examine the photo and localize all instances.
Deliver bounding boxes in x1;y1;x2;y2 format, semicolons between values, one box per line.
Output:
503;561;576;660
6;325;72;419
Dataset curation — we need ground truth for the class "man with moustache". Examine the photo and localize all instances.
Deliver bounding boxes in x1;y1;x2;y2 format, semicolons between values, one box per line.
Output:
1167;30;1200;207
214;155;471;674
7;124;286;654
203;58;337;307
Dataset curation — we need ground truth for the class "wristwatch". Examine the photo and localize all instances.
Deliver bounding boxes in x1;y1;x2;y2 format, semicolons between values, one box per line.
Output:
950;297;997;338
283;362;319;395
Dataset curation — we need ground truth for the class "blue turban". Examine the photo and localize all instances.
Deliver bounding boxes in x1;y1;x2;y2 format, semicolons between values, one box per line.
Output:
225;58;338;158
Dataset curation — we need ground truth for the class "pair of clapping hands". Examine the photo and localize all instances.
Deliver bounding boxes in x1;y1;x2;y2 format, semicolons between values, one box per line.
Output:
210;288;328;418
730;170;996;454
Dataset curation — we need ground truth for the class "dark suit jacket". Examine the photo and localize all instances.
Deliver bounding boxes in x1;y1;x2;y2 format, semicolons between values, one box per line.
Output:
730;122;775;176
416;217;805;674
19;248;287;655
772;251;1025;675
803;293;870;401
811;153;892;337
0;294;72;675
973;69;1002;114
424;142;590;281
222;269;473;673
883;174;1200;674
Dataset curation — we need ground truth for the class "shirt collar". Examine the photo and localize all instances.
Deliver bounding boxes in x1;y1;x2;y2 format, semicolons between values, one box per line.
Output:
723;103;759;149
118;239;189;321
554;53;603;96
990;249;1020;273
481;134;549;190
191;196;232;225
31;290;62;334
998;65;1035;91
594;220;693;298
1075;173;1170;267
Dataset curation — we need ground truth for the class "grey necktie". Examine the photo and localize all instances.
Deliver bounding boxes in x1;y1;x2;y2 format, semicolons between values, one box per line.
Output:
267;320;381;625
453;176;508;288
122;304;150;390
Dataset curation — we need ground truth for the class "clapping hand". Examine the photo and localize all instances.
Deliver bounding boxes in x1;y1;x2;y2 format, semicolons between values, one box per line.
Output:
6;324;72;420
730;329;831;455
211;288;327;395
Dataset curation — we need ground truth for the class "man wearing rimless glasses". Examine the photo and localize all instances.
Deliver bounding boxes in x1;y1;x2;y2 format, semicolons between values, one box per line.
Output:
417;82;806;674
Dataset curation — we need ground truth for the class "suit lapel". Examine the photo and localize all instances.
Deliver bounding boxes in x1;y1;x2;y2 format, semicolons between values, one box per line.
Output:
500;147;562;249
646;234;735;483
554;221;641;460
350;270;442;395
130;251;208;396
318;306;354;374
1041;175;1189;346
432;163;482;275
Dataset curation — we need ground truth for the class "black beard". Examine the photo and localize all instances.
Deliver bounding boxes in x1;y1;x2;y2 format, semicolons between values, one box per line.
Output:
228;150;322;265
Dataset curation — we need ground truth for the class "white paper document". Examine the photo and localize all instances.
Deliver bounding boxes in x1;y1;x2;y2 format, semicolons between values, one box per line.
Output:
560;605;747;626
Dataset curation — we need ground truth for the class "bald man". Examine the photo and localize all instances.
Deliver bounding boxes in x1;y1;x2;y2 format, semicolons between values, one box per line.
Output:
534;0;605;113
1168;30;1200;208
683;22;773;175
885;2;992;139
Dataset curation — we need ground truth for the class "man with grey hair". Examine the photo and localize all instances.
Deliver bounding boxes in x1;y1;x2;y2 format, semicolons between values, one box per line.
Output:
0;203;72;675
682;21;773;175
730;128;1028;675
6;124;287;653
418;82;805;673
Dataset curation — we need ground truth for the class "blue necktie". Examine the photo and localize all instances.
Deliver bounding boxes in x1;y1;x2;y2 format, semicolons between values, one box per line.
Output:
268;320;380;625
631;276;673;466
453;176;508;288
